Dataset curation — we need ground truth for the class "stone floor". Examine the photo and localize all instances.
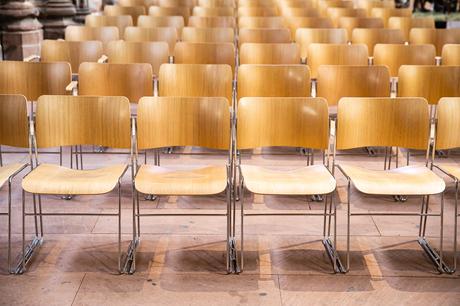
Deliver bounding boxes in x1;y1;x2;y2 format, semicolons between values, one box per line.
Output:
0;146;459;306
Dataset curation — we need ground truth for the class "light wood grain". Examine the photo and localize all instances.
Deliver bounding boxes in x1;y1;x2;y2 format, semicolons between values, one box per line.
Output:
192;6;235;16
441;44;460;66
137;15;184;37
307;43;369;78
159;0;195;7
351;28;405;56
317;65;390;106
355;0;394;15
238;16;285;28
398;65;460;105
158;64;233;103
79;62;153;103
370;7;412;27
239;28;291;46
0;163;27;189
118;0;156;11
148;6;191;23
85;15;133;37
373;44;436;77
338;17;384;39
278;0;314;8
104;5;146;25
279;7;319;17
123;26;177;54
65;26;120;44
238;7;278;17
295;28;348;60
181;27;234;43
188;16;236;27
388;16;434;41
238;0;274;6
237;64;310;97
239;43;300;64
410;28;460;56
0;94;29;148
318;0;354;16
286;17;334;40
198;0;235;7
174;42;235;71
436;97;460;150
0;61;71;101
326;8;367;27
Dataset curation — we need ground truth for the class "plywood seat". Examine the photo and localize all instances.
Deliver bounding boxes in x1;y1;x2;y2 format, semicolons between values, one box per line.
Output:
135;165;227;196
339;164;445;196
0;163;27;189
22;163;128;195
241;164;336;195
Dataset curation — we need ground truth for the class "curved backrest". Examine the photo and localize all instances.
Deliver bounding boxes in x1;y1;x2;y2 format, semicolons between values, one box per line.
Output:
124;26;177;54
442;44;460;66
326;8;367;27
137;96;230;150
173;42;235;72
388;16;434;41
159;0;196;7
237;97;329;149
238;0;274;6
318;0;354;16
36;95;131;149
65;26;120;43
188;16;236;27
296;28;348;60
106;41;169;76
239;43;300;64
78;62;153;103
307;43;369;79
181;27;234;43
355;0;394;15
238;16;285;28
85;15;133;37
373;44;436;77
436;98;460;150
104;5;146;25
41;40;103;73
199;0;235;7
280;0;314;7
370;7;411;27
239;28;291;46
137;15;184;36
0;94;29;148
193;6;235;17
317;65;390;106
159;64;233;103
398;65;460;105
338;17;384;39
410;28;460;56
0;61;71;101
118;0;156;10
237;64;310;97
337;97;429;150
280;7;319;17
148;6;191;23
238;7;278;17
351;28;404;56
286;17;334;40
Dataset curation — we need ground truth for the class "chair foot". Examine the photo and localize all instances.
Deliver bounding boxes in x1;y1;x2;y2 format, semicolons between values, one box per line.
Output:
322;238;346;273
311;194;324;202
14;236;43;274
144;194;157;201
418;237;452;273
228;237;240;274
94;146;108;153
393;195;407;202
122;237;140;274
61;195;73;200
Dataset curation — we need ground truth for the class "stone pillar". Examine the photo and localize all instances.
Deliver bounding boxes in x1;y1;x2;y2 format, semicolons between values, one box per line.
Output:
0;1;43;60
40;0;77;39
73;0;90;24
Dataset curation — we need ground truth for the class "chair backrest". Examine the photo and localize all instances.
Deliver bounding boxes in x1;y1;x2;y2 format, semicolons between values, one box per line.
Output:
442;44;460;66
388;16;434;42
159;64;233;103
40;40;103;73
410;28;460;56
338;17;384;39
373;44;436;77
85;15;133;37
238;0;274;6
279;0;314;7
188;16;236;27
370;7;411;27
118;0;155;10
65;26;120;43
296;28;348;61
336;97;429;150
0;94;29;148
317;65;390;106
106;41;169;76
78;62;153;103
35;95;131;149
238;7;278;17
355;0;394;15
104;5;146;25
123;26;177;54
199;0;235;7
398;65;460;105
137;96;230;150
148;6;191;23
238;16;285;28
181;27;234;43
279;7;319;17
237;64;310;97
239;28;291;46
237;97;329;149
239;43;300;64
137;15;184;36
351;28;405;56
0;61;71;101
173;42;235;72
159;0;196;7
436;97;460;150
286;17;334;40
193;6;235;17
326;8;367;27
318;0;354;16
307;43;369;79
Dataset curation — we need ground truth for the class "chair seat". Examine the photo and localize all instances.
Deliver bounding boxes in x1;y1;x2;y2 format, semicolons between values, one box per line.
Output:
0;163;27;189
22;163;128;195
240;164;336;195
437;164;460;181
135;164;228;195
339;164;445;195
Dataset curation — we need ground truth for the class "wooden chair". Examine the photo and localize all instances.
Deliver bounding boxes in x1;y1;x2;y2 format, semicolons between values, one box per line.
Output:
237;64;310;97
351;28;405;56
159;0;196;7
355;0;394;15
236;97;341;272
137;15;184;37
192;6;235;16
296;28;348;62
338;17;384;39
239;43;300;64
238;0;274;6
148;6;191;23
104;5;146;25
238;16;286;28
326;8;367;27
85;15;133;37
316;65;390;106
318;0;354;16
0;94;29;273
129;96;235;273
278;0;314;7
388;17;435;42
19;95;132;274
279;7;320;17
335;97;446;273
106;41;169;77
198;0;235;7
286;17;334;40
373;44;436;78
65;26;120;45
398;65;460;105
159;64;233;104
441;44;460;66
174;42;236;72
370;7;412;27
238;28;291;46
237;7;279;17
410;28;460;56
124;26;178;55
188;16;236;27
181;27;234;43
307;43;369;79
118;0;156;11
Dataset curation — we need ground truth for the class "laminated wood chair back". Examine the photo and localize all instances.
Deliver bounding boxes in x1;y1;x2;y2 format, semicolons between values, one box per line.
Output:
239;43;300;64
192;6;235;16
198;0;235;7
326;8;367;27
286;17;334;40
280;7;319;17
370;7;412;27
338;17;384;39
104;5;146;25
181;27;234;43
237;7;279;17
239;28;291;46
65;26;120;44
296;28;348;61
351;28;405;56
124;26;178;55
441;44;460;66
159;0;196;7
188;16;236;27
388;16;435;42
238;16;286;28
137;15;184;36
118;0;156;10
85;15;133;37
410;28;460;56
174;42;235;72
148;6;191;23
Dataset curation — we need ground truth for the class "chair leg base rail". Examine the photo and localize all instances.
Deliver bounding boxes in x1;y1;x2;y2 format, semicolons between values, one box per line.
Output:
14;235;43;274
322;238;346;273
228;237;240;274
418;237;452;274
122;237;140;275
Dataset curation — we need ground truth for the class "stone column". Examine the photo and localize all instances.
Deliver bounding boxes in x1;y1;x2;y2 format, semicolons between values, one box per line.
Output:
0;0;43;60
40;0;77;39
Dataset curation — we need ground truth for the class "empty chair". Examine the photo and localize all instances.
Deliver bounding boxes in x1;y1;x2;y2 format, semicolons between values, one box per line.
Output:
355;0;394;15
85;15;133;37
148;6;191;23
181;27;234;43
124;27;178;54
137;15;184;36
338;17;384;39
441;44;460;66
238;16;285;28
104;5;146;25
118;0;156;10
370;7;412;27
198;0;235;7
188;16;236;27
286;17;334;40
237;64;310;97
238;7;278;17
373;44;436;77
410;28;460;56
239;43;300;64
65;26;120;45
278;0;314;7
296;28;348;61
318;0;354;16
159;64;233;103
335;97;446;273
159;0;195;7
280;7;319;17
351;28;405;56
78;62;153;103
236;97;340;272
326;8;367;27
398;65;460;104
307;44;369;79
316;65;390;106
174;42;236;72
388;17;435;42
192;6;235;16
238;0;274;6
106;41;169;77
19;95;132;274
238;28;291;46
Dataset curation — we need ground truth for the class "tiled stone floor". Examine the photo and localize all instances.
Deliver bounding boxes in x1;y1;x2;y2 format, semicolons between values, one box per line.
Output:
0;146;459;306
